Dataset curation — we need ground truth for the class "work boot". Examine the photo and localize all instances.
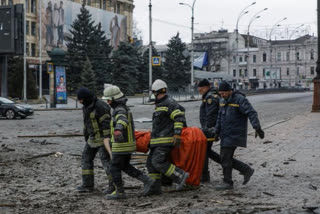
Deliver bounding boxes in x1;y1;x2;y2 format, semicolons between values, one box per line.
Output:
144;179;162;196
176;172;189;191
243;168;254;185
215;182;233;191
106;184;126;200
103;181;115;194
137;174;156;196
76;185;94;193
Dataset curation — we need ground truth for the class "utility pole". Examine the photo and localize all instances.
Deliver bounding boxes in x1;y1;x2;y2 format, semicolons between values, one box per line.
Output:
39;0;42;99
312;0;320;112
148;0;152;96
23;0;27;102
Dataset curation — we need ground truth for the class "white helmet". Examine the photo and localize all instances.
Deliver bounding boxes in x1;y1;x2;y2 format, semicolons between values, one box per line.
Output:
152;79;168;92
102;85;124;100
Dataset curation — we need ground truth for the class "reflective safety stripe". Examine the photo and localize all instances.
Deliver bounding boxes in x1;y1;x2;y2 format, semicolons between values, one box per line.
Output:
170;109;184;120
150;137;173;145
115;114;127;121
103;129;111;136
88;110;104;147
174;122;184;129
149;173;161;180
82;169;94;175
117;120;128;128
165;164;176;177
155;107;168;112
220;103;239;107
207;138;215;141
99;114;110;123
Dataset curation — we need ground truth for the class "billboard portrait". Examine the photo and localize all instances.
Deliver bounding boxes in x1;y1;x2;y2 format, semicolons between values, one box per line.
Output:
40;0;127;52
55;66;67;104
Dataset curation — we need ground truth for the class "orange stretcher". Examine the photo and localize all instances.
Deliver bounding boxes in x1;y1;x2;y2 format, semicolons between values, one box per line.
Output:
135;127;207;186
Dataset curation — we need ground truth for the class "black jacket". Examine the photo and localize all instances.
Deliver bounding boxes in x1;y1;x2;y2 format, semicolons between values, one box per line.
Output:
110;97;136;154
215;91;261;148
150;95;186;148
83;97;111;148
199;87;220;129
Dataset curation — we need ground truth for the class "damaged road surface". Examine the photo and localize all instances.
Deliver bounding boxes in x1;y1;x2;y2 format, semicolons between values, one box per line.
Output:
0;92;319;213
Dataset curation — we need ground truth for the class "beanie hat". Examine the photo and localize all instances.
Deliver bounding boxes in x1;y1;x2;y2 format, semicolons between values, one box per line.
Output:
77;87;94;106
198;79;210;87
218;80;232;91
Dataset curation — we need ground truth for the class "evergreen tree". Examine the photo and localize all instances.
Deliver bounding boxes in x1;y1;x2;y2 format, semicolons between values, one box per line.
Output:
138;46;164;93
111;42;140;95
88;23;113;95
163;33;191;92
66;3;96;92
81;57;96;93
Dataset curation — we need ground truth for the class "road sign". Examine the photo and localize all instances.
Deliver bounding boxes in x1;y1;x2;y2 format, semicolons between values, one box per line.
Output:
152;56;161;66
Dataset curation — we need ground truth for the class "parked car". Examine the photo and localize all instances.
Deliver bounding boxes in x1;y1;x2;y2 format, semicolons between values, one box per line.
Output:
0;97;34;119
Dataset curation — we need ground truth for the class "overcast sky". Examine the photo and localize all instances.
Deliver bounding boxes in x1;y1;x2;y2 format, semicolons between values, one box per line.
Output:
133;0;317;45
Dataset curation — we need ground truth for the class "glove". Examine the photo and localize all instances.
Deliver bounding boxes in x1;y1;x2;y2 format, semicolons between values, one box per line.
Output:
114;130;124;142
255;128;265;139
172;135;182;148
85;135;89;142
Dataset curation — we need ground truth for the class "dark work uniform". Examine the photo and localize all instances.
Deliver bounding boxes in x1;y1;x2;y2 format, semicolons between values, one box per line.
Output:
147;95;187;188
109;98;143;188
215;91;261;185
199;87;222;181
82;97;112;188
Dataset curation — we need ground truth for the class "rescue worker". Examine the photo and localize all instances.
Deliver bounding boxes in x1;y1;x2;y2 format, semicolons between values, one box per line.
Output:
145;79;189;195
215;81;264;190
76;87;112;193
198;79;248;183
102;85;155;200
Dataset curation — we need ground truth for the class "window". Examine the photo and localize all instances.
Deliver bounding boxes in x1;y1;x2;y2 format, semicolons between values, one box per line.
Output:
26;21;30;35
263;69;266;77
311;67;315;75
233;69;236;77
26;43;30;56
311;49;315;60
253;55;256;63
296;67;300;75
277;52;281;62
239;56;243;62
287;68;290;76
31;22;36;36
286;52;290;61
8;0;13;5
244;69;248;77
31;0;36;14
233;56;236;63
117;2;121;14
0;0;5;6
263;53;267;62
87;0;91;5
31;43;36;57
296;51;300;60
253;69;257;77
239;69;242;77
26;0;29;12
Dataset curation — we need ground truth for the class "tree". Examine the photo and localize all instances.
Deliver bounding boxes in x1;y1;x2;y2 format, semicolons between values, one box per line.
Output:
7;56;38;99
66;3;96;92
81;57;96;93
138;46;164;93
111;42;140;95
163;33;191;92
88;23;113;95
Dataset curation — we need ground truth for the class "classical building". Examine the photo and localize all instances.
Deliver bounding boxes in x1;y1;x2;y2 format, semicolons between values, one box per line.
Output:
0;0;134;64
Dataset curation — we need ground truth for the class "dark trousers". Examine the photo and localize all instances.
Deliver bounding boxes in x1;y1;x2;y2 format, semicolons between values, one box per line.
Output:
110;154;143;186
202;141;221;178
58;26;63;44
81;143;111;187
220;147;251;185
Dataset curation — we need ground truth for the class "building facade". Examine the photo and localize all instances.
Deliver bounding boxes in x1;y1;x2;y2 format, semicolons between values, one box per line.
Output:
0;0;134;64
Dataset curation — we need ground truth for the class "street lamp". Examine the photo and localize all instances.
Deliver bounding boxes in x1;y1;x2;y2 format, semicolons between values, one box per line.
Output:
235;1;256;89
289;24;304;40
312;0;320;111
268;17;287;88
246;8;268;88
179;0;197;91
149;0;152;96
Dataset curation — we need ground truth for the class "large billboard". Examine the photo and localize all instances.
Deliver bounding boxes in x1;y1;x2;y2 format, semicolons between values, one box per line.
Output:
41;0;127;52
